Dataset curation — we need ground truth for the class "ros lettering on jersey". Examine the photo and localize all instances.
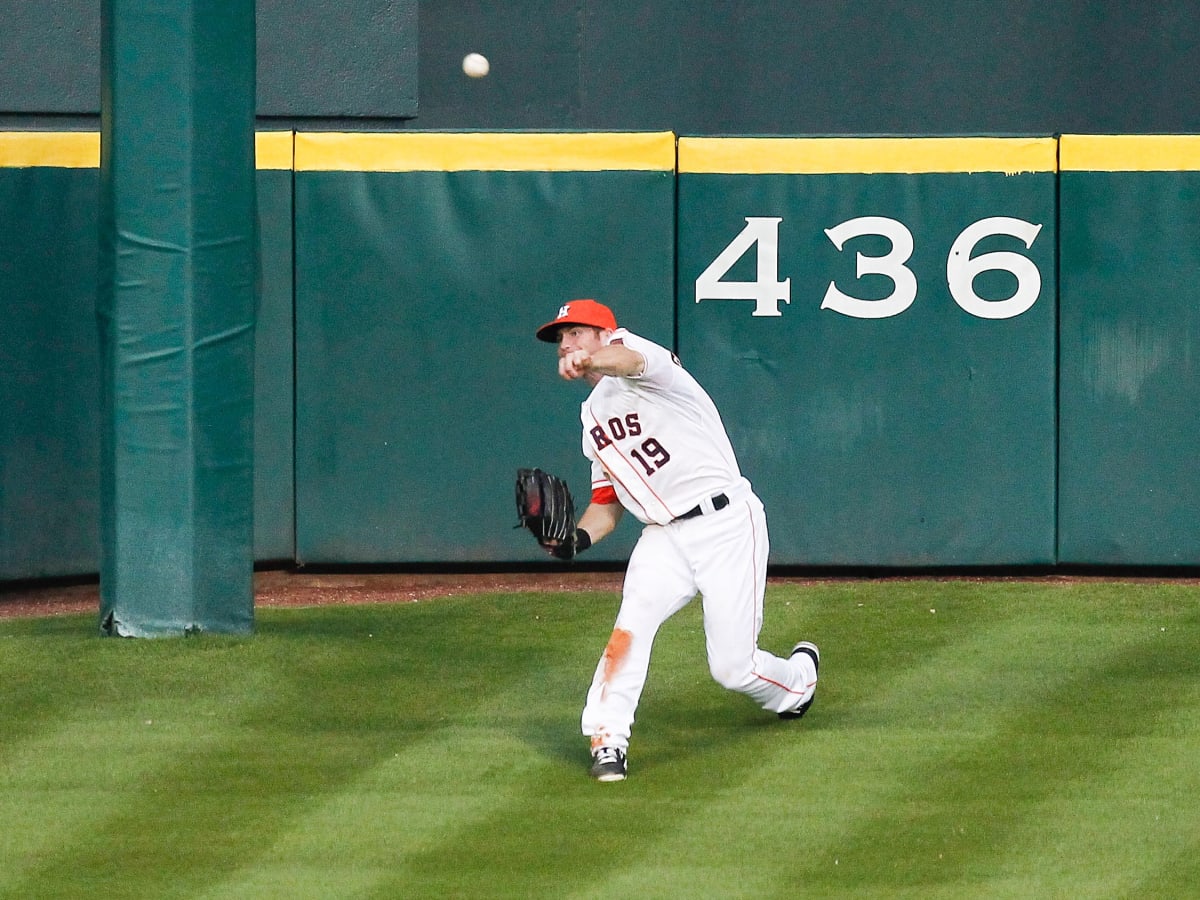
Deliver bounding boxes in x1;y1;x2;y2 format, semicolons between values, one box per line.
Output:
589;413;642;450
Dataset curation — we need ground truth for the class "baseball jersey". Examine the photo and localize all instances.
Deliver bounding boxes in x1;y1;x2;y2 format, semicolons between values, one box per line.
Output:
581;329;745;526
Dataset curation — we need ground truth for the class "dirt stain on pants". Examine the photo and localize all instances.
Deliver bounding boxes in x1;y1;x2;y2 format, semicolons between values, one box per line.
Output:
600;627;633;699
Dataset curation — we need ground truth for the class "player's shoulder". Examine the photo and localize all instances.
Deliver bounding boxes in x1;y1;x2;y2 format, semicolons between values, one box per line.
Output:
607;327;639;348
610;329;679;366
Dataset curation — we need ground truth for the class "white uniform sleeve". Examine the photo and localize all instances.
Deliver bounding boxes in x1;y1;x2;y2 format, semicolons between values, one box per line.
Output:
607;329;679;391
590;455;611;492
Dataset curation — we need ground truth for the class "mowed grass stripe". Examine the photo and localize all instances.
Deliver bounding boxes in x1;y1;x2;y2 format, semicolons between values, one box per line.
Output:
986;622;1200;899
298;598;767;897
193;726;542;898
825;583;1200;898
1;595;617;899
380;605;776;897
567;582;1200;898
574;597;1054;898
538;584;981;896
196;595;617;898
800;618;1198;897
0;707;242;888
0;619;181;755
2;640;411;899
0;634;283;893
812;583;1200;898
3;581;1200;898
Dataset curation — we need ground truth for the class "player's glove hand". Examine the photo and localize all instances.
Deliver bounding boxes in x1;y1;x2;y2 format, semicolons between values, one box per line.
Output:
515;468;589;560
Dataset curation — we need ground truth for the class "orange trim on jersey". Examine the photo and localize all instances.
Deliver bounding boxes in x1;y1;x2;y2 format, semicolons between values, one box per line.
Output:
591;485;619;505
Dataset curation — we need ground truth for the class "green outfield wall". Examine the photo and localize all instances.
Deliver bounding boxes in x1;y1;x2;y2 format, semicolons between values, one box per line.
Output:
0;133;294;581
1058;135;1200;565
292;132;675;563
0;135;102;579
252;134;297;563
677;138;1058;566
2;131;1198;575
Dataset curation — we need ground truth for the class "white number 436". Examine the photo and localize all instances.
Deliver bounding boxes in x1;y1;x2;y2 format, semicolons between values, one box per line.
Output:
694;215;1043;320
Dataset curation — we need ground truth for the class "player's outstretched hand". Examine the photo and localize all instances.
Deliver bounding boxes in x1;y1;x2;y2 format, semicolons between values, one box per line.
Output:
559;349;592;380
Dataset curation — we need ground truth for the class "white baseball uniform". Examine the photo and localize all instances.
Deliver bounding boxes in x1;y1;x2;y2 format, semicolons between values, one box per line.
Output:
578;328;817;754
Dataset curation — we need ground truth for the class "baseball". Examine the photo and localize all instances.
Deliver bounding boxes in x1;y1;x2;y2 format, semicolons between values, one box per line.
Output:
462;53;490;78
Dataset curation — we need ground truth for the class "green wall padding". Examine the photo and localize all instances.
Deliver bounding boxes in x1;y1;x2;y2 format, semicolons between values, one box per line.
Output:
9;130;1200;575
293;132;675;563
253;163;296;562
0;135;296;581
0;166;101;580
677;138;1058;566
1059;136;1200;564
97;0;257;634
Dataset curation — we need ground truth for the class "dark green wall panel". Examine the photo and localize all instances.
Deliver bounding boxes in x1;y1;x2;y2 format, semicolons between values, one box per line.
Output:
409;3;1199;135
1;1;417;120
10;2;1200;136
0;143;295;581
0;167;101;579
677;141;1057;565
10;130;1200;575
253;166;295;561
294;141;674;563
1059;145;1200;564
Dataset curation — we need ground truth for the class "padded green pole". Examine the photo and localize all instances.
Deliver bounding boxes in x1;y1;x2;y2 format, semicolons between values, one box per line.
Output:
98;0;256;636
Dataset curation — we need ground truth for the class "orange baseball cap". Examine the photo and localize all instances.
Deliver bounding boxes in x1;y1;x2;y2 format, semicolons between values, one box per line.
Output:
536;299;618;342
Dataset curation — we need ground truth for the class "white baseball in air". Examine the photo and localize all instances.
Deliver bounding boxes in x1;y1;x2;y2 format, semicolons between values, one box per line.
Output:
462;53;490;78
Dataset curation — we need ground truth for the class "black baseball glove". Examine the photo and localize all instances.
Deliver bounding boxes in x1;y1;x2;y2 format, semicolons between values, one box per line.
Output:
515;468;586;560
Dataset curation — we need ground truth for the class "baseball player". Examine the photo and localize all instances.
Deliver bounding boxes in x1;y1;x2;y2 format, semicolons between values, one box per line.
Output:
535;299;819;782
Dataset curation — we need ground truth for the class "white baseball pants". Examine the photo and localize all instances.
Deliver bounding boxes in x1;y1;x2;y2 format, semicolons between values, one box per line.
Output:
581;489;816;753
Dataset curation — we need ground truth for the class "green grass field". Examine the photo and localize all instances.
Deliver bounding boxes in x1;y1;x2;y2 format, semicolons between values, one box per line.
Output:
3;579;1199;899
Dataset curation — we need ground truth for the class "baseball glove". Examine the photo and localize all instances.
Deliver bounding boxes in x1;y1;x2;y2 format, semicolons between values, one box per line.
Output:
515;467;579;559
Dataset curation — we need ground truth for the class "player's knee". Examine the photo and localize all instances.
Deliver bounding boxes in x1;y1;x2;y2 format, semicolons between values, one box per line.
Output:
708;657;756;693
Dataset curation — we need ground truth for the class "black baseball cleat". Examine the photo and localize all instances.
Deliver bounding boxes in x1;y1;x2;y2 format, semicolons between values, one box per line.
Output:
589;746;628;782
779;641;820;720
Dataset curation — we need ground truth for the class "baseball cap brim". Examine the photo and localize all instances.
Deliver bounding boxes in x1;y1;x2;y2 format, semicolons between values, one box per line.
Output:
535;299;618;342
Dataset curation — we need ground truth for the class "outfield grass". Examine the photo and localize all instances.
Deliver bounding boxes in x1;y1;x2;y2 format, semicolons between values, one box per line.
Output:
2;580;1199;898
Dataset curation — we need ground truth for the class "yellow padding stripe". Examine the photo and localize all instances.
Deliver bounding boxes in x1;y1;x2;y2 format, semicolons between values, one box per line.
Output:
255;131;294;170
0;132;99;168
294;131;677;172
0;132;294;169
678;136;1058;175
1060;134;1200;172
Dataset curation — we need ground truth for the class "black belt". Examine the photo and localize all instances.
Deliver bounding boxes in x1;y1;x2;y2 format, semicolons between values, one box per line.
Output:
675;493;730;521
